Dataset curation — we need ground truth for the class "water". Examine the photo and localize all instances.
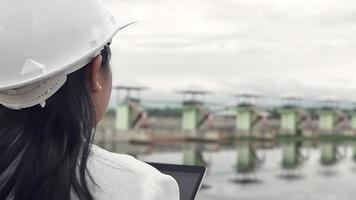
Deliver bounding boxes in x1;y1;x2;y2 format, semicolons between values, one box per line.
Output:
98;141;356;200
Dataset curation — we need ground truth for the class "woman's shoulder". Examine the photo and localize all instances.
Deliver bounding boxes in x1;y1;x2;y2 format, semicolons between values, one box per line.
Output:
89;144;157;174
87;145;180;200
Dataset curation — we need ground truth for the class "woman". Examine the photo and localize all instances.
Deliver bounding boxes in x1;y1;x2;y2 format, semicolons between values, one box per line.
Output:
0;0;179;199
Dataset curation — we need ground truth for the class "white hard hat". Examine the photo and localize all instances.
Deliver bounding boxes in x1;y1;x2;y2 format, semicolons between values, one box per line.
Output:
0;0;133;110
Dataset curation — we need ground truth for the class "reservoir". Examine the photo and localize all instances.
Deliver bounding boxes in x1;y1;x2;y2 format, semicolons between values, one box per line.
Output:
97;140;356;200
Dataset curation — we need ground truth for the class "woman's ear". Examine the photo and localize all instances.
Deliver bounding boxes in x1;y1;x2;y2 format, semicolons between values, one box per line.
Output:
86;55;103;93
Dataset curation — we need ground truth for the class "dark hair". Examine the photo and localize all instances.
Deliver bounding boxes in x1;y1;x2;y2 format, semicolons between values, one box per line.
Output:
0;44;111;200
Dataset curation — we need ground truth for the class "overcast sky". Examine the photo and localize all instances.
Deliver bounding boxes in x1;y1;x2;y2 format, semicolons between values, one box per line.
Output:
101;0;356;105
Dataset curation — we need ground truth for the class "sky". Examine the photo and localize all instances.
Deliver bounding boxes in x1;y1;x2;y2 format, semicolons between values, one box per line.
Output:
101;0;356;106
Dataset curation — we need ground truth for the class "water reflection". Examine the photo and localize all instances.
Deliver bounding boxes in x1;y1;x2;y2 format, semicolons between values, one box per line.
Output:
278;141;310;181
232;142;265;184
96;140;356;200
319;143;347;176
183;145;207;166
353;144;356;163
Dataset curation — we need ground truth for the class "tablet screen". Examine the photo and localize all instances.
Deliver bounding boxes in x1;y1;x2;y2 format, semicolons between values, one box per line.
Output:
147;163;206;200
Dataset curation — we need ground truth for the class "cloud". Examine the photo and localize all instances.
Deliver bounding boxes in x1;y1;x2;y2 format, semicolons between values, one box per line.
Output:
102;0;356;102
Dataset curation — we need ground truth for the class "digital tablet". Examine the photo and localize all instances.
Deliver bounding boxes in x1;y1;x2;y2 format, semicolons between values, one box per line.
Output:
146;162;207;200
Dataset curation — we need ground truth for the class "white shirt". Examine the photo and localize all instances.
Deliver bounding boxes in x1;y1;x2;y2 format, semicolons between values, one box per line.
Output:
86;145;180;200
